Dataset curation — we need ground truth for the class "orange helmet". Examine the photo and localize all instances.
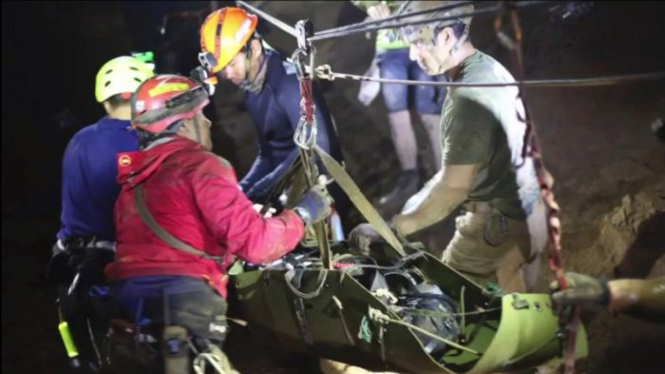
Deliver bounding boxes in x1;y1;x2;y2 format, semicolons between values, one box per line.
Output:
199;7;258;74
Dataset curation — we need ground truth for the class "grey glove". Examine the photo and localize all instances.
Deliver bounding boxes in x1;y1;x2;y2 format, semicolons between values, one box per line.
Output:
293;185;332;226
551;272;611;309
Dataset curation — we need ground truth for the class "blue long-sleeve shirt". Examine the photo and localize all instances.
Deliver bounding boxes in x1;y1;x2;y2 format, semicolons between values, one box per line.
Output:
241;50;343;201
58;117;139;241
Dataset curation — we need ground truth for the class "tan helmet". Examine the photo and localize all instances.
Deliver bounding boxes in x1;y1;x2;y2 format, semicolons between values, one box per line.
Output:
398;1;474;45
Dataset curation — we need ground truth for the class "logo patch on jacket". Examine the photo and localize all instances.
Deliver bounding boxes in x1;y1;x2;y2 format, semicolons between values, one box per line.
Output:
118;154;132;167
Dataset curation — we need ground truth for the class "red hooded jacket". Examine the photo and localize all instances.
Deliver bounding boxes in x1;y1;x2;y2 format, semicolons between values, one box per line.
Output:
105;136;305;297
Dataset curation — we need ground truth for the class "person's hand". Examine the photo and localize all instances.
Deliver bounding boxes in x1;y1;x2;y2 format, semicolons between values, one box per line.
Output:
367;4;391;20
252;204;276;218
550;272;611;309
293;185;333;226
348;223;384;255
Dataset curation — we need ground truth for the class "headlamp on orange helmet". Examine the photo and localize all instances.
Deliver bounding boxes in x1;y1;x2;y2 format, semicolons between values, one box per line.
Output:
199;7;258;75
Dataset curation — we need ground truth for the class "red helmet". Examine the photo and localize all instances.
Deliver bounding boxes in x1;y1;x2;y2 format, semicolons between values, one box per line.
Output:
131;75;210;134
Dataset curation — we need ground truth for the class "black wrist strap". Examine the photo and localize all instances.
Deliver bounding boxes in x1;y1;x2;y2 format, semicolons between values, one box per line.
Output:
599;279;611;307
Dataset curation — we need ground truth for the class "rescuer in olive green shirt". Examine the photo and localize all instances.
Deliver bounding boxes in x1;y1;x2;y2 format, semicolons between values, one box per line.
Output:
350;1;547;292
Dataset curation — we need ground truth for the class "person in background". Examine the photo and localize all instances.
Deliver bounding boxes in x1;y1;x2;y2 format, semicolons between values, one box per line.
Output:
353;0;445;214
48;56;155;372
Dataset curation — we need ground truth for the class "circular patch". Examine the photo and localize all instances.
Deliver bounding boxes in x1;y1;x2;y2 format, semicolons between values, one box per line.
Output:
119;155;132;167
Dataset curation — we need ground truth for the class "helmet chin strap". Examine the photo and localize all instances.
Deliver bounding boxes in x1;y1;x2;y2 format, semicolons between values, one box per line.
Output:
430;24;469;76
239;41;254;91
451;24;469;55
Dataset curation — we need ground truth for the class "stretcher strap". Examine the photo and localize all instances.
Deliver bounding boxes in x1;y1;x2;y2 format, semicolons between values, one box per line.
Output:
314;146;406;257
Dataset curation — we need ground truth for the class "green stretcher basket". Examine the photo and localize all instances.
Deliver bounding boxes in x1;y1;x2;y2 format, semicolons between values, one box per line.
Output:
228;244;587;374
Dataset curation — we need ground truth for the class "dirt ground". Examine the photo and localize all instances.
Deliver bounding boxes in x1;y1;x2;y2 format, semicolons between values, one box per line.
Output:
2;2;664;374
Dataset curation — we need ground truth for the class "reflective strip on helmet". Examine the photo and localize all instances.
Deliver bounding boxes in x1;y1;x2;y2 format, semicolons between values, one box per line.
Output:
166;85;207;108
214;10;225;60
148;83;190;97
234;18;253;43
134;86;209;128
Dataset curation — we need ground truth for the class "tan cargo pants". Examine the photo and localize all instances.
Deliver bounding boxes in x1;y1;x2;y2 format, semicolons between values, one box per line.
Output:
442;201;533;293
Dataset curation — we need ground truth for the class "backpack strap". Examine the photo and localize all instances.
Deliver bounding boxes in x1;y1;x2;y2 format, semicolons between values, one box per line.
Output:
134;184;225;264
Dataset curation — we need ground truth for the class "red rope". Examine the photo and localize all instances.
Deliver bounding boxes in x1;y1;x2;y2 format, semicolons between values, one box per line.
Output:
498;8;579;373
299;77;316;123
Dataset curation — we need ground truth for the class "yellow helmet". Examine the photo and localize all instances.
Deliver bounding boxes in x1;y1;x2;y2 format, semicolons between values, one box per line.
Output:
398;1;474;45
199;7;258;74
94;56;155;103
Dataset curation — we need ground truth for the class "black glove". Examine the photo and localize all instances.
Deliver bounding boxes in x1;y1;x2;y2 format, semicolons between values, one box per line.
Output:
348;223;383;255
189;66;215;96
293;185;332;226
551;272;611;309
190;66;208;83
349;222;426;255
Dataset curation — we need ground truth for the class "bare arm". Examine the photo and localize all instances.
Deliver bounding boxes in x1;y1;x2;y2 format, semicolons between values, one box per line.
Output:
552;274;665;324
609;277;665;323
393;164;479;236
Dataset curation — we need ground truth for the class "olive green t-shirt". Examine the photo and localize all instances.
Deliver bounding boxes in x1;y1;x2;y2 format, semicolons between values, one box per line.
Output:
440;51;541;220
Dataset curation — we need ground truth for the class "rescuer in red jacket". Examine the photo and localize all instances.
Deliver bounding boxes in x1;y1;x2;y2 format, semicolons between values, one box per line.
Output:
105;74;331;372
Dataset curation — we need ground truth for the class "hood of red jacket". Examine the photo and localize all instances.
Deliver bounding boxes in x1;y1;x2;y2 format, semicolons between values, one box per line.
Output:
117;136;203;187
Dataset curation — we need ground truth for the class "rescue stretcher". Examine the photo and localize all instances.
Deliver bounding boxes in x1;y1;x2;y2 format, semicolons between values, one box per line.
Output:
228;242;587;374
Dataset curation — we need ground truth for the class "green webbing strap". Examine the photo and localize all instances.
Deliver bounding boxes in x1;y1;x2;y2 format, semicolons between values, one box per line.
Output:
134;184;224;263
285;166;308;209
313;146;406;257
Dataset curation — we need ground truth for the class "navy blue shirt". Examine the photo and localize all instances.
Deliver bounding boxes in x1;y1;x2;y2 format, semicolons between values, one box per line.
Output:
241;50;343;201
58;117;139;241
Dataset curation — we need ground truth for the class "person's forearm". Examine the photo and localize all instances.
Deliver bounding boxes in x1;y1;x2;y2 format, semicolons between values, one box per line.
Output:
609;277;665;323
240;154;272;194
247;149;300;200
393;171;468;236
